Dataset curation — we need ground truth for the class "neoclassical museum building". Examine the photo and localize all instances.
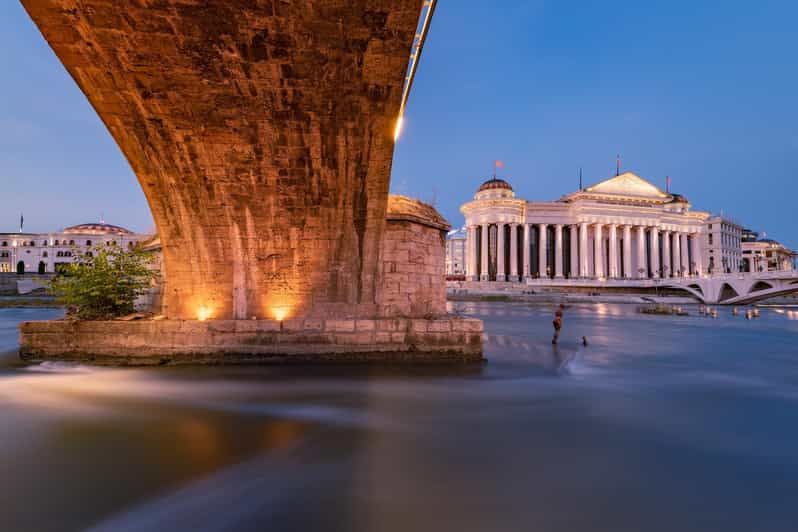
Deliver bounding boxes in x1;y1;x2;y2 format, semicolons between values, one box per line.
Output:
460;172;709;282
0;222;149;273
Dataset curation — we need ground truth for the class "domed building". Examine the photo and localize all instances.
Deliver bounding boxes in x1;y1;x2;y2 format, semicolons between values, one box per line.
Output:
460;172;711;282
0;220;150;274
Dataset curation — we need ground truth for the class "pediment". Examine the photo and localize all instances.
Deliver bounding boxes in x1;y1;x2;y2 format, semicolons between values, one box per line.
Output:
584;172;669;199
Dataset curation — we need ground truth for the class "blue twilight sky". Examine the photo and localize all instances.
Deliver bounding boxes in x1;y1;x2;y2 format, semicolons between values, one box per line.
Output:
1;1;796;246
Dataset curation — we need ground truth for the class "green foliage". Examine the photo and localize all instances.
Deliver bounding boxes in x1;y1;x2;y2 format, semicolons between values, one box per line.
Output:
49;246;156;320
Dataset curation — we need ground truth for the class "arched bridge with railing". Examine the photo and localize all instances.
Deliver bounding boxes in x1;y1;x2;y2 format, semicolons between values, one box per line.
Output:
661;272;798;304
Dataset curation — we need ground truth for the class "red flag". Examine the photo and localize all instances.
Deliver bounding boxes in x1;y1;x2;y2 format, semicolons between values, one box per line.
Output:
495;160;504;169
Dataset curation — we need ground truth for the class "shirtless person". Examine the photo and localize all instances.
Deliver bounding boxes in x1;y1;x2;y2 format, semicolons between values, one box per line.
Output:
552;305;564;344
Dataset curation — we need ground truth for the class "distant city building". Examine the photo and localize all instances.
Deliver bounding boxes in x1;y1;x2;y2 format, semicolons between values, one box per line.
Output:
445;227;467;276
703;215;743;274
0;222;150;273
741;231;795;272
460;172;709;282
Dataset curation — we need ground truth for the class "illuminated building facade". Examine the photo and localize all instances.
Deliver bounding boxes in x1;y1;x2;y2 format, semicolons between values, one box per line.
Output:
0;222;149;273
445;228;467;276
703;215;743;274
460;172;709;282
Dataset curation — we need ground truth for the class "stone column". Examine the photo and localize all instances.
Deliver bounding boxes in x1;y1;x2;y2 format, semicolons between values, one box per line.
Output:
523;224;531;280
673;232;682;277
636;226;647;278
650;227;660;279
465;226;474;280
579;222;589;278
554;224;564;278
538;223;548;278
569;225;579;278
691;232;703;276
608;224;618;278
662;231;671;278
496;224;506;282
509;224;518;282
593;223;604;279
480;223;490;281
623;225;632;279
680;233;690;276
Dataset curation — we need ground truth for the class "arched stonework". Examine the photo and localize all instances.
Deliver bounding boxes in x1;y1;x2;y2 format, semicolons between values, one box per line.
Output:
21;0;424;320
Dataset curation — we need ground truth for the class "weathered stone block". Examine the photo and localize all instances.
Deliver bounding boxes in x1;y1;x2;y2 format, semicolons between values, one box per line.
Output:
326;320;355;332
356;320;376;331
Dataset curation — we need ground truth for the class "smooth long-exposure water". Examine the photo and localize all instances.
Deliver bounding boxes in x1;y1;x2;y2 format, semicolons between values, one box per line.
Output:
2;303;798;531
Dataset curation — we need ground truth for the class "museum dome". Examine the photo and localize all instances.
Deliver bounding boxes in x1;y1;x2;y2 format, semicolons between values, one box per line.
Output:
62;222;135;236
478;178;513;192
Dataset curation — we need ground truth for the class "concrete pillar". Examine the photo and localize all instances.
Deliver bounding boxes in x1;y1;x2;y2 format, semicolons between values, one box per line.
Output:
496;223;506;282
480;223;489;281
579;222;589;278
509;224;518;281
650;227;660;279
593;223;604;279
691;232;703;276
569;225;579;278
636;226;647;278
554;224;564;278
680;232;690;276
608;224;618;278
523;224;531;280
538;223;548;278
662;231;672;278
622;225;632;279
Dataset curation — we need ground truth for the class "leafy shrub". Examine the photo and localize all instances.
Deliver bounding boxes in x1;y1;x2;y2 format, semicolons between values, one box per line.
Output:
49;246;156;320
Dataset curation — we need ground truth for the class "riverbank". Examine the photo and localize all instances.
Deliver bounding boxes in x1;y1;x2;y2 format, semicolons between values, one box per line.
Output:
0;296;60;308
448;291;698;305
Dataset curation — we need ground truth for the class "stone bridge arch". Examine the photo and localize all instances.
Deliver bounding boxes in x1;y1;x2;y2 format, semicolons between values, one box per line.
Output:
21;0;426;320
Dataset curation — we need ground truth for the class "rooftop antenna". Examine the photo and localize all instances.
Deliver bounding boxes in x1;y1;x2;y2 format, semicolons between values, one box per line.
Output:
666;175;671;193
579;168;583;191
19;213;23;233
100;213;105;224
616;154;621;176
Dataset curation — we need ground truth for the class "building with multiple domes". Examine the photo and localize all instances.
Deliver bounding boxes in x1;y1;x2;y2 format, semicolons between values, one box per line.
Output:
460;172;712;282
0;222;150;273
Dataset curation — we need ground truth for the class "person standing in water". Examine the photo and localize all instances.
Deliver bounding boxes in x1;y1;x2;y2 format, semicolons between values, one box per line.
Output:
552;304;565;344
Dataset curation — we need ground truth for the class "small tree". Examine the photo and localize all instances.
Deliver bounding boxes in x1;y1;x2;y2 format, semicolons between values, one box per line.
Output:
49;246;156;320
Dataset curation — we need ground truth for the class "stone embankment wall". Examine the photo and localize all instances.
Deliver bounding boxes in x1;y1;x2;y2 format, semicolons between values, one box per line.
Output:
20;316;483;365
0;273;54;295
379;196;450;318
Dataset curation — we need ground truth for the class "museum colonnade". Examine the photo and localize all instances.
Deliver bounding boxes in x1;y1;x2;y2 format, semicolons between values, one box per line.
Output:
465;223;703;282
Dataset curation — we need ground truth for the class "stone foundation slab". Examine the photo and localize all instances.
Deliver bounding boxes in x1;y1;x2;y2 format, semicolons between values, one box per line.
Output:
19;317;484;366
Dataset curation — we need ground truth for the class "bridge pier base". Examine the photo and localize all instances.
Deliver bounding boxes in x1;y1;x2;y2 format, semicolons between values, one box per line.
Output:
19;317;484;365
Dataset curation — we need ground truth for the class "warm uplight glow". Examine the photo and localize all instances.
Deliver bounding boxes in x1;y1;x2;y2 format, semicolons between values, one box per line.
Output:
394;115;404;142
272;306;289;322
196;306;212;321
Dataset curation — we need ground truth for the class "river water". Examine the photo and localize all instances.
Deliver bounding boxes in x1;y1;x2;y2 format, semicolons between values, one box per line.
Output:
1;303;797;531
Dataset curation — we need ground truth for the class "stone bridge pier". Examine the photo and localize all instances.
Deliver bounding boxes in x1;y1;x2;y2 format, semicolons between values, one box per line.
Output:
19;1;483;364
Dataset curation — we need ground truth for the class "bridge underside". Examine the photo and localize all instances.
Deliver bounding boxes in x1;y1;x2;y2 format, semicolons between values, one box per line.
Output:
22;0;424;320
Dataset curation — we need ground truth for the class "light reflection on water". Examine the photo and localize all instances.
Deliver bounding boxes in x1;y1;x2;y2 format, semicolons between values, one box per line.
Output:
1;305;798;532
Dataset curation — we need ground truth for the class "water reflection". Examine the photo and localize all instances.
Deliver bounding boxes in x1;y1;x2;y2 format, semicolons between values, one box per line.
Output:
1;305;798;531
